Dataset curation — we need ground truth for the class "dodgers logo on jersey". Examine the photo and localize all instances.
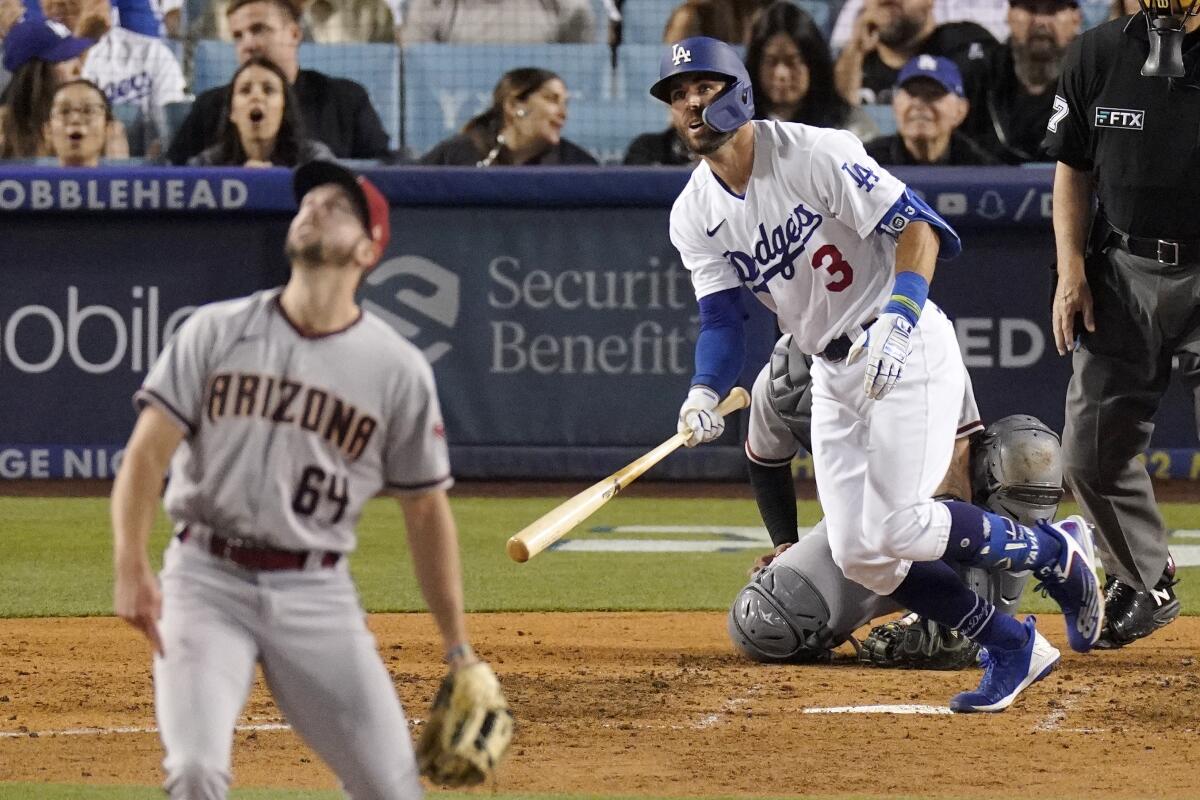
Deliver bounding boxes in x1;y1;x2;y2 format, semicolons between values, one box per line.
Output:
672;44;692;65
722;203;823;294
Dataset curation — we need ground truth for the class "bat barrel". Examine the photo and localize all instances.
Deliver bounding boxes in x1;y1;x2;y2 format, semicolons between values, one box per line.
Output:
506;536;531;563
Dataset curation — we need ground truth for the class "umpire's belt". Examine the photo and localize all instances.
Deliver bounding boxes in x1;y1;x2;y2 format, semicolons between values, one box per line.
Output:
1104;221;1200;267
817;317;876;363
178;525;341;571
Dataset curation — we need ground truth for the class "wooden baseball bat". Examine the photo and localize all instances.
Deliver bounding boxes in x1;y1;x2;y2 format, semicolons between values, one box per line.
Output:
505;386;751;563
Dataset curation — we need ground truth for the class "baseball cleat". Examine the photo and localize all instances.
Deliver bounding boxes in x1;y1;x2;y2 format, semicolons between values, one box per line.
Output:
1095;565;1181;649
1032;515;1104;653
949;616;1060;713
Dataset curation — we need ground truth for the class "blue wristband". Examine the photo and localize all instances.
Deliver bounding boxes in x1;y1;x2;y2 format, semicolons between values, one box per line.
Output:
883;271;928;326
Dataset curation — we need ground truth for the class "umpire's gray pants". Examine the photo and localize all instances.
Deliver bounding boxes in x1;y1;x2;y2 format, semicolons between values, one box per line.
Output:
1063;246;1200;591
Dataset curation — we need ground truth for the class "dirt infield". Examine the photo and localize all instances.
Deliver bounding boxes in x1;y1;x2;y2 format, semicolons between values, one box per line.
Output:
2;613;1198;798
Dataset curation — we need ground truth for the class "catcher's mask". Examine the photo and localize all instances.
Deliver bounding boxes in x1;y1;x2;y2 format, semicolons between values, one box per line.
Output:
971;415;1064;526
727;563;834;663
1138;0;1200;77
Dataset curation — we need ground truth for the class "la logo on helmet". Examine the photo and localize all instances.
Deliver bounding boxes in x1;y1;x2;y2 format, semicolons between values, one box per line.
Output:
672;44;692;66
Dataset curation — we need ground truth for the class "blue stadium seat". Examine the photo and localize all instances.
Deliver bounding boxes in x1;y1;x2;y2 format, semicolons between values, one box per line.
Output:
403;43;665;163
620;0;673;44
191;40;401;149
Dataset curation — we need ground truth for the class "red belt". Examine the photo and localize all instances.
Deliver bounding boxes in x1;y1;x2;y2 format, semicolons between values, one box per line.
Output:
179;527;341;571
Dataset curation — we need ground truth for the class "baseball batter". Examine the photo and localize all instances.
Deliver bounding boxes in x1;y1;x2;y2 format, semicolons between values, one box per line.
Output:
111;162;507;799
653;36;1103;712
730;334;1064;668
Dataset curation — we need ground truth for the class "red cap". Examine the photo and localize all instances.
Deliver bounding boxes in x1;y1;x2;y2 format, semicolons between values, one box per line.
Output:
292;161;390;264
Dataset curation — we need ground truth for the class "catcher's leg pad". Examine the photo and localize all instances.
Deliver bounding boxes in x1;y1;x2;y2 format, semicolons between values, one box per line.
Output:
416;662;514;787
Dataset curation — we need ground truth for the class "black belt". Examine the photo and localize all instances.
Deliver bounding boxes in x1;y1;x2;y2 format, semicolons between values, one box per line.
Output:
178;526;341;571
1104;221;1200;267
818;317;876;363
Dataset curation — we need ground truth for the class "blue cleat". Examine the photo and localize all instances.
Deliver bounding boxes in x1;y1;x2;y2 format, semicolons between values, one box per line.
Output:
949;616;1060;713
1033;515;1105;653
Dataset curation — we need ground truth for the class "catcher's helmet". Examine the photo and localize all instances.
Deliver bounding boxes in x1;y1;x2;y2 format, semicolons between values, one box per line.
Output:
649;36;755;133
766;334;814;454
727;562;835;663
971;415;1063;526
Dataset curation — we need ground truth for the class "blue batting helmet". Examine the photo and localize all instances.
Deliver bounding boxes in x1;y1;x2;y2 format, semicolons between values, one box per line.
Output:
649;37;755;134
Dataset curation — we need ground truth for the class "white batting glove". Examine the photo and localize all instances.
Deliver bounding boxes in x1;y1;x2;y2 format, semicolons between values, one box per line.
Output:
846;313;913;400
677;386;724;447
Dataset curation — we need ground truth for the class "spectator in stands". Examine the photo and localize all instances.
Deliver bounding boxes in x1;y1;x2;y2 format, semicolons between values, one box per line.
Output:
0;15;95;157
834;0;995;105
46;76;109;164
189;56;332;165
747;1;878;140
831;0;1010;50
1108;0;1137;19
865;54;996;165
169;0;391;163
960;0;1081;164
39;0;186;153
422;67;596;166
402;0;594;43
661;0;752;44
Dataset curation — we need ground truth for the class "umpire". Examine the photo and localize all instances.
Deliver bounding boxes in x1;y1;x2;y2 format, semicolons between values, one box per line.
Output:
1045;0;1198;648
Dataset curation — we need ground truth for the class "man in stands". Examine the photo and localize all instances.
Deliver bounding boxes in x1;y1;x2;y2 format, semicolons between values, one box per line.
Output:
166;0;391;164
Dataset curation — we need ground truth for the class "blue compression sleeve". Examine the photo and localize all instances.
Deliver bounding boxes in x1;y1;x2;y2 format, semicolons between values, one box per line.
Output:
691;287;746;397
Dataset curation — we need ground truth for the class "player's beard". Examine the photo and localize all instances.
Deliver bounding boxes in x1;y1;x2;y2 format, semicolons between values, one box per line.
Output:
284;237;356;269
675;118;735;157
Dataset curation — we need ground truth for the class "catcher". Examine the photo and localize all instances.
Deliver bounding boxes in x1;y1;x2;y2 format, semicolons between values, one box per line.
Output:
729;334;1063;668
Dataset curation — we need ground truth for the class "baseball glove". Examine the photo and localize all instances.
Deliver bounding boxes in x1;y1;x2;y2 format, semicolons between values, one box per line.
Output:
416;661;514;787
859;613;980;670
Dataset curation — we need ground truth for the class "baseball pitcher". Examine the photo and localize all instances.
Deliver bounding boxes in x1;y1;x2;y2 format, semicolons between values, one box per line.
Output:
111;162;511;799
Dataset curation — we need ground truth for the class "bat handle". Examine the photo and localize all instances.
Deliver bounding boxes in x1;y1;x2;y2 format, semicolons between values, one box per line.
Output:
716;386;751;415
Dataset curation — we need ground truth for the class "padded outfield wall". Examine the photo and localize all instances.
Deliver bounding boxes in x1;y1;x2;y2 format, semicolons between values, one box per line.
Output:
0;165;1196;480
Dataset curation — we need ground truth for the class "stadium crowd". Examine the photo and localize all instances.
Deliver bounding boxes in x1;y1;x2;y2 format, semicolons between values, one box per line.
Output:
0;0;1133;167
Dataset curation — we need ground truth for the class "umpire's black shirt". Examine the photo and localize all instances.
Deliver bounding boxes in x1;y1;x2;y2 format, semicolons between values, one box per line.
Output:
1043;15;1200;239
166;69;392;165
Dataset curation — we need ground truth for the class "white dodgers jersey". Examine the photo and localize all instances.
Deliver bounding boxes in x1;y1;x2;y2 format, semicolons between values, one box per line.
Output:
670;120;907;355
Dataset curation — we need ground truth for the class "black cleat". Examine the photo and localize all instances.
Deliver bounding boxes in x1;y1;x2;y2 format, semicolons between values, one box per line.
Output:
1095;559;1181;649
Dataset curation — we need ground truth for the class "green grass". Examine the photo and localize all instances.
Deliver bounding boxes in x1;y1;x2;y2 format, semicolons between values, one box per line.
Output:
2;496;1200;618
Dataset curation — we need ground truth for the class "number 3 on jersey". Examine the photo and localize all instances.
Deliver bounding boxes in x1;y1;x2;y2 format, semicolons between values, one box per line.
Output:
292;465;349;523
840;162;878;193
812;243;853;292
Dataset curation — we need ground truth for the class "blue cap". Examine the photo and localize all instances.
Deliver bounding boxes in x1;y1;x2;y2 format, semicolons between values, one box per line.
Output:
895;54;964;97
2;17;93;73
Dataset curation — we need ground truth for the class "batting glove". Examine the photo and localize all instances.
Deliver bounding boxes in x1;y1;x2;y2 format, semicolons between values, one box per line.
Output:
846;312;913;400
677;386;724;447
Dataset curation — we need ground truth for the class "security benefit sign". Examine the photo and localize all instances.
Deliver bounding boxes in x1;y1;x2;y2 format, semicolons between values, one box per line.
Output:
361;206;772;450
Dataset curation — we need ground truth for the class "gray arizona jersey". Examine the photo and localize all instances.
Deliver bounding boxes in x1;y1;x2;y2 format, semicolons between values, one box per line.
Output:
136;288;452;553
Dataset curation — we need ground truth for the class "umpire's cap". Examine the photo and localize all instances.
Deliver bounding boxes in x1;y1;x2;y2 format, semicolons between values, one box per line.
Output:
293;161;390;263
649;36;754;133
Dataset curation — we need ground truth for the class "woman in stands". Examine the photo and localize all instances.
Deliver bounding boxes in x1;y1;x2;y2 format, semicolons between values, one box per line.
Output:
0;15;126;159
745;0;877;142
190;57;333;167
421;66;597;166
45;78;109;166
